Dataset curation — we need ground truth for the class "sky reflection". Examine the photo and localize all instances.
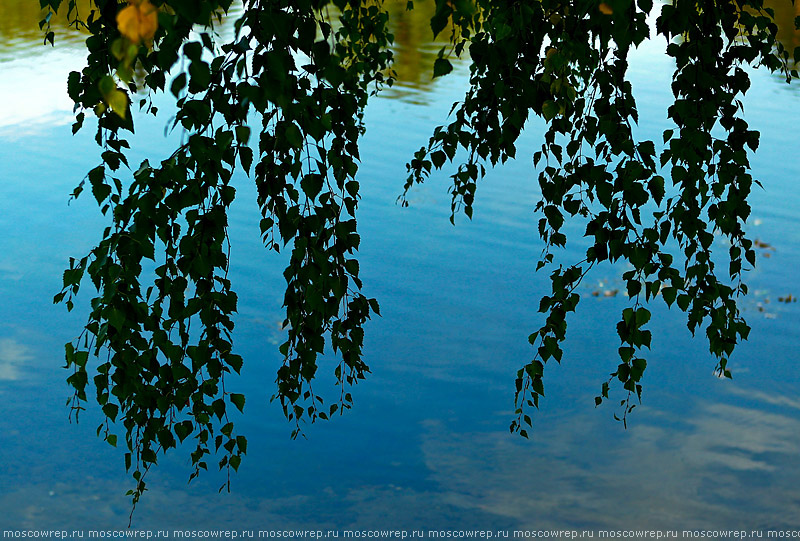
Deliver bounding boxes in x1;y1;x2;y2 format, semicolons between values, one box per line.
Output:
421;389;800;529
0;50;83;134
0;338;31;381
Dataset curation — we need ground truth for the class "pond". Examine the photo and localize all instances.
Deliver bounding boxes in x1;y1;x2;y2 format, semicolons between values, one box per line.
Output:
1;0;800;531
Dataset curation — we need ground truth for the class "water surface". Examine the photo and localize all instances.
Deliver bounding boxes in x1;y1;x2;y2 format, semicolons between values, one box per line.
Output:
1;0;799;531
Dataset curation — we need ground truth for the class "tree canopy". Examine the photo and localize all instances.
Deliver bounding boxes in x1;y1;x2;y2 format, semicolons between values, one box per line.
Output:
40;0;798;512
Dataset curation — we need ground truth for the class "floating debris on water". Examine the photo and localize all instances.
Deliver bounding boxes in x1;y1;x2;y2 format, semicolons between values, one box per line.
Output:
754;239;773;249
590;288;620;298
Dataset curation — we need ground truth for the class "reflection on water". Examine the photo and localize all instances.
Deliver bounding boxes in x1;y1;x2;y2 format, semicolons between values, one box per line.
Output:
765;0;800;62
0;0;462;105
0;338;30;381
5;385;799;529
2;0;792;105
422;392;800;529
0;0;799;531
0;51;82;133
0;0;797;77
0;1;89;131
382;0;466;101
0;0;87;57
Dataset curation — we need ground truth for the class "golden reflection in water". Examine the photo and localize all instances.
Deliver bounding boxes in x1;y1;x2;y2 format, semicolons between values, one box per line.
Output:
0;0;454;98
764;0;800;63
0;1;796;101
383;0;462;96
0;0;89;54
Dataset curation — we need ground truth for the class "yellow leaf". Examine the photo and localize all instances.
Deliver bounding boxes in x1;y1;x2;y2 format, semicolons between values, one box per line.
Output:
117;0;158;45
138;1;158;42
598;2;613;14
98;75;126;117
106;88;128;119
116;5;140;42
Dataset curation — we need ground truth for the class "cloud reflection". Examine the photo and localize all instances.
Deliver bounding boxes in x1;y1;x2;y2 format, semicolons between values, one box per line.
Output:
420;392;800;529
0;49;83;136
0;337;32;381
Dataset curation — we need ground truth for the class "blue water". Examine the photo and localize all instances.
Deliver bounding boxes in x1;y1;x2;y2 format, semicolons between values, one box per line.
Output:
1;2;800;531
